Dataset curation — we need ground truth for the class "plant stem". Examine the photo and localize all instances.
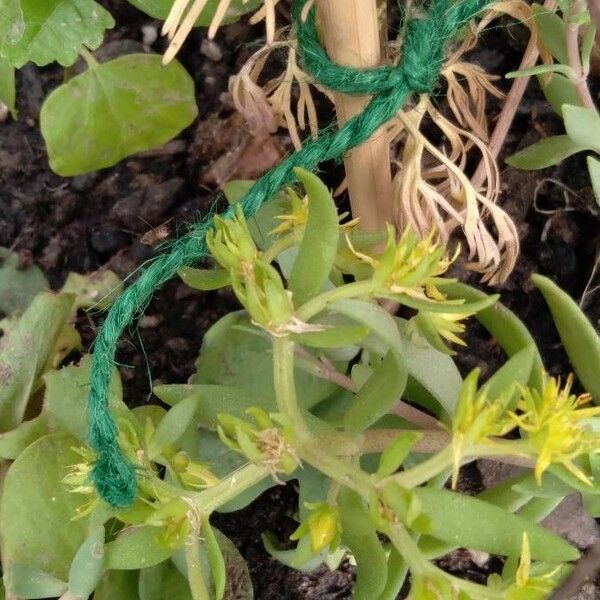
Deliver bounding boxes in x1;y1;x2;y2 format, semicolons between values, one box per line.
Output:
296;280;373;320
79;47;99;69
185;535;211;600
316;0;393;232
566;1;596;109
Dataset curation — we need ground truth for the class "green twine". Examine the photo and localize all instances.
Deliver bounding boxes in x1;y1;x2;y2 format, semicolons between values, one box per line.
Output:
88;0;491;508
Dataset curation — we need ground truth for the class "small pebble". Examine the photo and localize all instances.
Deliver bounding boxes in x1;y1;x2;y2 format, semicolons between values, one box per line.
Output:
0;103;8;122
141;24;158;47
200;38;223;62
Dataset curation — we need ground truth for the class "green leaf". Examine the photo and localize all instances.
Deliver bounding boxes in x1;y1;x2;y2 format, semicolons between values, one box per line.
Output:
532;273;600;402
0;0;114;67
532;4;569;64
138;561;193;600
4;564;67;599
147;396;200;459
202;515;226;600
0;56;15;117
481;346;535;408
411;486;579;562
105;526;175;570
0;248;49;314
377;431;422;476
505;135;586;170
44;355;130;443
40;54;197;176
94;570;140;600
127;0;261;25
588;155;600;207
0;434;98;580
178;267;231;291
288;168;339;306
506;63;574;78
338;488;388;600
330;299;407;433
68;526;105;599
292;323;369;348
0;292;75;431
60;269;123;310
563;104;600;151
222;180;254;204
0;414;47;459
192;311;337;409
539;73;581;115
580;21;596;72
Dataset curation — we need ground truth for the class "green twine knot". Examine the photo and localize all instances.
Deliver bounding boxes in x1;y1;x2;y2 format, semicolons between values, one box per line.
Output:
88;0;491;508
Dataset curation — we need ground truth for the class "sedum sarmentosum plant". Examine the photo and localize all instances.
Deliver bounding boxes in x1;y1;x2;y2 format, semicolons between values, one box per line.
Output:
4;170;600;599
505;0;600;205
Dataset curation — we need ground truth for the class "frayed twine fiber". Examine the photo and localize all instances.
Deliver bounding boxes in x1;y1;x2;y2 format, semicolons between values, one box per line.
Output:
89;0;491;508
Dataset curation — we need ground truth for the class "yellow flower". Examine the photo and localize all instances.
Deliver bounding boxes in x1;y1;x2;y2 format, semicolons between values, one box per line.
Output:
171;451;220;490
412;310;475;355
270;189;309;236
510;374;600;485
290;502;342;553
63;447;102;519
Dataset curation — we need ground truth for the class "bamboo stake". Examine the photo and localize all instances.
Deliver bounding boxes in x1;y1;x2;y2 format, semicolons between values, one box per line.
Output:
317;0;393;232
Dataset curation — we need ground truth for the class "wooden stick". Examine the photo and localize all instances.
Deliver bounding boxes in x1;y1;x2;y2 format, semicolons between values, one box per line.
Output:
317;0;393;232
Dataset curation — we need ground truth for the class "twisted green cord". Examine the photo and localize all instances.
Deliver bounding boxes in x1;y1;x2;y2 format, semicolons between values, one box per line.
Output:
89;0;491;508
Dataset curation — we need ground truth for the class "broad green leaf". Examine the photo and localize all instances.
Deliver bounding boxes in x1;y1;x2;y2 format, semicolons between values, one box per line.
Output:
60;270;122;310
588;155;600;207
505;135;586;170
192;311;337;409
40;54;197;176
0;292;75;431
95;570;140;600
202;515;226;600
563;104;600;151
409;486;579;562
105;526;175;570
44;355;130;443
532;274;600;402
154;384;271;429
68;526;105;599
539;73;581;115
3;564;67;599
532;4;568;64
127;0;261;24
178;267;231;291
0;0;114;67
0;414;47;459
481;346;535;408
139;561;193;600
288;168;339;305
0;56;15;118
147;396;200;459
0;248;48;315
517;496;561;522
444;282;544;391
0;434;98;580
338;488;388;600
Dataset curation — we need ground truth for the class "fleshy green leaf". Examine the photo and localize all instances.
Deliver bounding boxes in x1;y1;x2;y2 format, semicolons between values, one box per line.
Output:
506;63;574;78
588;155;600;207
0;56;15;117
68;526;105;599
0;0;114;67
40;54;197;176
563;104;600;151
338;488;388;600
0;414;48;459
0;434;98;580
532;273;600;402
292;323;369;348
138;561;193;600
377;431;422;476
147;396;200;459
202;515;226;600
505;135;586;170
3;564;67;599
0;292;75;431
532;4;568;64
127;0;261;25
60;270;123;310
0;248;49;315
538;73;581;115
94;570;140;600
288;168;339;306
178;267;231;291
105;526;175;570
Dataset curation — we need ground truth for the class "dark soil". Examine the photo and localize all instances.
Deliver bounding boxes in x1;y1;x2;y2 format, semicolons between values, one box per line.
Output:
1;2;600;598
